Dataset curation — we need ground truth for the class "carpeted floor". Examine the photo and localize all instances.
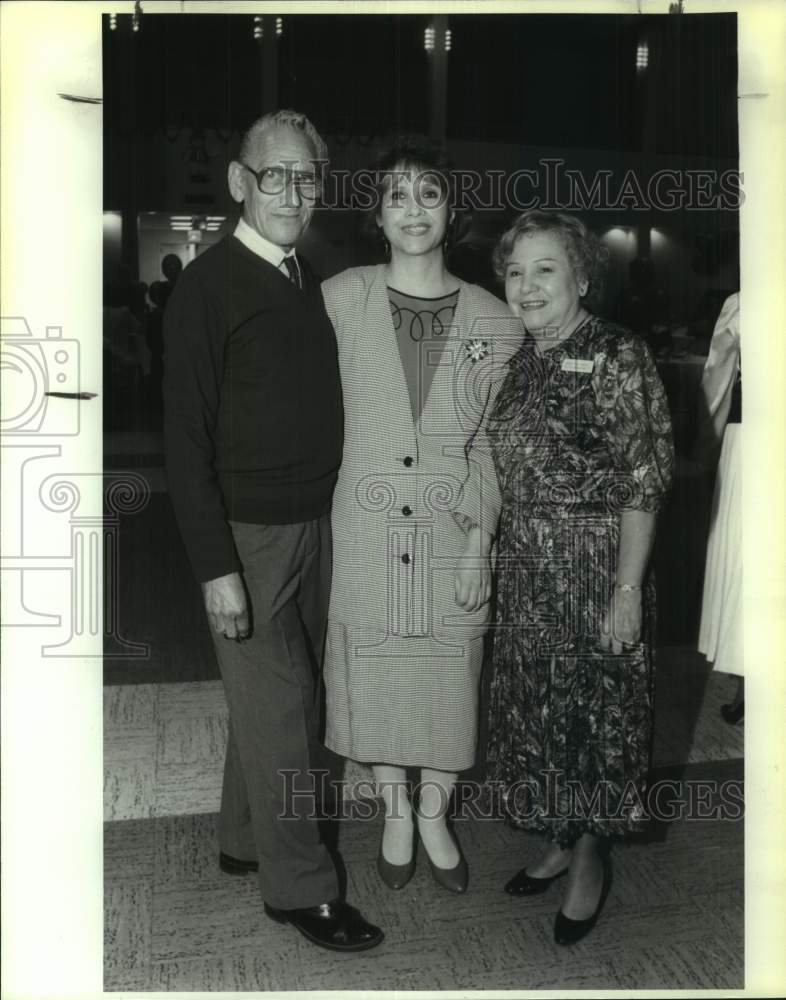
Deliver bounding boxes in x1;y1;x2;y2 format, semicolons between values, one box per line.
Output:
105;760;743;992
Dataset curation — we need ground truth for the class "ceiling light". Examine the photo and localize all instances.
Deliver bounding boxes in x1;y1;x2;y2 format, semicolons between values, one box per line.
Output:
636;42;649;70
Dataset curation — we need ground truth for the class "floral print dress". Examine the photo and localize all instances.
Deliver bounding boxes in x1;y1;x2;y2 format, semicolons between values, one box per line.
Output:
486;315;674;846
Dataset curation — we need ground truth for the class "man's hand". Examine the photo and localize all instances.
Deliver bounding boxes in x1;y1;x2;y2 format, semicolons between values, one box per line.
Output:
453;526;493;613
202;571;250;640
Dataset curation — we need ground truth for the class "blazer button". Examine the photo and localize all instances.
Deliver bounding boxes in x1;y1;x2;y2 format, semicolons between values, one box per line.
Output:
402;505;412;516
401;553;411;565
403;456;414;467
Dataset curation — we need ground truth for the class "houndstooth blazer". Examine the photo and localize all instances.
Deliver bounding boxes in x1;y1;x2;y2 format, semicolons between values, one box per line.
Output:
322;264;523;640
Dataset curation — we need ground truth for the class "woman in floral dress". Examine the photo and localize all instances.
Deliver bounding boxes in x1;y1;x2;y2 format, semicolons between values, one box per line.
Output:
485;210;674;945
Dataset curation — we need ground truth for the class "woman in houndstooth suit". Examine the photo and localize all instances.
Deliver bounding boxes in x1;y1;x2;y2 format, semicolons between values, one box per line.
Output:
321;138;520;893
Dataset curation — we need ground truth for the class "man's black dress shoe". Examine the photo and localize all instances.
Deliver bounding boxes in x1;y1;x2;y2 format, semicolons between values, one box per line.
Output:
504;865;569;896
218;852;259;876
554;861;611;946
264;898;384;952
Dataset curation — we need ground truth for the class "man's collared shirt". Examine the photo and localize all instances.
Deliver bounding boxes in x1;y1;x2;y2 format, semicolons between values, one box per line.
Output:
234;217;301;286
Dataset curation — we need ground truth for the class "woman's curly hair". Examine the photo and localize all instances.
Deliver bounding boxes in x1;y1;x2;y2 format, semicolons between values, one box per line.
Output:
492;209;609;307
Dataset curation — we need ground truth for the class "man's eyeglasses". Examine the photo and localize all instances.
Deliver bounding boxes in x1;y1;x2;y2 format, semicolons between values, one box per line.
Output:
240;163;319;200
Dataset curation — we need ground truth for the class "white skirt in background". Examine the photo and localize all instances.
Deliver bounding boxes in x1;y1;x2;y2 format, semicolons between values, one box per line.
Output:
698;424;743;675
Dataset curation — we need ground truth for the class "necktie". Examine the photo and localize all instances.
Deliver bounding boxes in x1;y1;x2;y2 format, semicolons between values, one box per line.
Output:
282;255;301;289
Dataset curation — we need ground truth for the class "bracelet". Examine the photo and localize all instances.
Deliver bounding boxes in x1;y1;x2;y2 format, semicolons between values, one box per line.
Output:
615;583;642;592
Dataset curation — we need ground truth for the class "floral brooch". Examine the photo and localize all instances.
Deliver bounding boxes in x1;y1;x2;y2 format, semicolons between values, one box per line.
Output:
464;338;489;363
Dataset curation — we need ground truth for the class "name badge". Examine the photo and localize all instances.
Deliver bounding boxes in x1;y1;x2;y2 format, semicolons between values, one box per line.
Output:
561;357;595;374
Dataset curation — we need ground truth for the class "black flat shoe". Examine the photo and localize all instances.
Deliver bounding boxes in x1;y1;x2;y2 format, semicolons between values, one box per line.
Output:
505;865;569;896
264;898;384;952
377;842;416;890
554;861;611;946
219;852;259;875
721;701;744;725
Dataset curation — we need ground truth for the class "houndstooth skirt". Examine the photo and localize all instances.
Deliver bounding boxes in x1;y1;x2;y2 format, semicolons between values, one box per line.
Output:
324;620;484;772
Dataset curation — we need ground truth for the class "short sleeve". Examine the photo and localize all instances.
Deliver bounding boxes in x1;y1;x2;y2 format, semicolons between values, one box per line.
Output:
593;333;675;513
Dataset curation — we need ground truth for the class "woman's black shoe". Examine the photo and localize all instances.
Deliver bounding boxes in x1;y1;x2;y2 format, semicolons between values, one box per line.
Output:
554;861;611;946
377;842;416;890
505;865;569;896
721;701;744;724
427;850;469;894
414;811;469;893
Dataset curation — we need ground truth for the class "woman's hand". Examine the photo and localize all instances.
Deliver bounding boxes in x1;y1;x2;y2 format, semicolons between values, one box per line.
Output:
599;587;642;654
454;559;492;612
453;526;493;612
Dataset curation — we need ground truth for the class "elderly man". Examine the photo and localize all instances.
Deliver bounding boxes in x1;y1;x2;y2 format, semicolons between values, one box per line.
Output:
163;110;383;952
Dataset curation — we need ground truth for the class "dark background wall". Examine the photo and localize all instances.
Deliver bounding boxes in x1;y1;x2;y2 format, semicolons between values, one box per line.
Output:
103;10;739;321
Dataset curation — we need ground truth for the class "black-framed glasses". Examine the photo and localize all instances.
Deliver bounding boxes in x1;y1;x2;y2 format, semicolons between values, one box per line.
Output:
240;163;319;199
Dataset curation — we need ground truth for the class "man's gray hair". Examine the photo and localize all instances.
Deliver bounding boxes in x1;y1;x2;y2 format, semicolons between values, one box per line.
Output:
238;109;329;167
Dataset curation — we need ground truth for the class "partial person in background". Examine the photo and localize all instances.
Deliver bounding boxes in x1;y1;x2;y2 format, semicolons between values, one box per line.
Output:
485;210;674;946
160;252;183;307
617;256;670;356
695;292;743;723
146;255;184;413
144;280;168;413
103;280;151;428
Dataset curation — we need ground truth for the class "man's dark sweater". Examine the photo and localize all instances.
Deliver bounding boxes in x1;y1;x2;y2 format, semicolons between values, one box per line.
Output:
163;235;343;583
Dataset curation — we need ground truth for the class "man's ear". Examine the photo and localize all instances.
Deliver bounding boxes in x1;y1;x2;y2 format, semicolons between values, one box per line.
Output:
227;161;246;205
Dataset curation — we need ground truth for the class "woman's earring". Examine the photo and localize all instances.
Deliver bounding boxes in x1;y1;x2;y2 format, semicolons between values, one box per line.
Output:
377;227;391;259
579;281;588;297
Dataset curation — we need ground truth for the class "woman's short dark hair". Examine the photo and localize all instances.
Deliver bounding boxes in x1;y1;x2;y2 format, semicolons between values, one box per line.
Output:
363;135;470;254
492;209;609;306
